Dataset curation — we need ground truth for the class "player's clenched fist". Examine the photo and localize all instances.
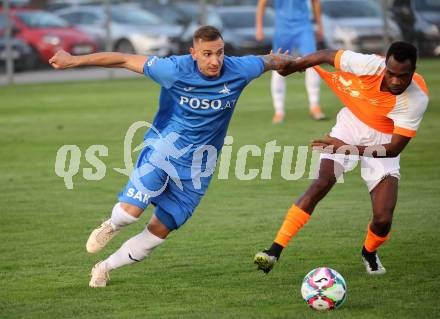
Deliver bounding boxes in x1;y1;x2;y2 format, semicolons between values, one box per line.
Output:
49;50;76;69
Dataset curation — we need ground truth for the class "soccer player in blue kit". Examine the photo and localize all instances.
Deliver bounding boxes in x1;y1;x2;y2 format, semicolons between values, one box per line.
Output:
49;26;291;287
256;0;326;122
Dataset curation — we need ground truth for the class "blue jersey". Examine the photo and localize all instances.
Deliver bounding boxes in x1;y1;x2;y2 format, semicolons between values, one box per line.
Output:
143;54;264;169
119;54;263;229
274;0;311;29
273;0;316;55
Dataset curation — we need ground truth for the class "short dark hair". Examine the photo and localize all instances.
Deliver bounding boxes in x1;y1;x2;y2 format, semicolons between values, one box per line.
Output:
193;25;223;43
386;41;418;69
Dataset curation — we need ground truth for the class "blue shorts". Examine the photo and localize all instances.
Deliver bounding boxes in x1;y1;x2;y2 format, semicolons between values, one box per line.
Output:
118;147;212;231
273;21;316;55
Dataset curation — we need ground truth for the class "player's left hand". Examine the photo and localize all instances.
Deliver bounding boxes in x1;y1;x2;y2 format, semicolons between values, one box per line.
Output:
270;48;289;62
270;49;306;76
310;134;346;153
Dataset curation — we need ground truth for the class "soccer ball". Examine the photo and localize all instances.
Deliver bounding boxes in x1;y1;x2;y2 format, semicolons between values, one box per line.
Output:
300;267;347;311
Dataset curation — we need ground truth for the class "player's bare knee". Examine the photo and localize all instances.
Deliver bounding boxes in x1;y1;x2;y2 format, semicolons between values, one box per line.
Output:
147;216;171;239
298;177;336;211
371;214;393;235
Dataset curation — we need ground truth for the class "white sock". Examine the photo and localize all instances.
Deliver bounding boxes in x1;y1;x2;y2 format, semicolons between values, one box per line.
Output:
271;71;286;114
101;227;165;271
305;68;321;108
110;203;139;230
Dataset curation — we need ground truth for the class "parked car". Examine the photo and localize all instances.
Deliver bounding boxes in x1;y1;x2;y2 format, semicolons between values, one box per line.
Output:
56;4;182;55
218;0;267;6
136;4;192;54
0;37;36;71
0;14;34;71
4;0;30;8
0;8;96;66
46;0;99;12
321;0;402;53
389;0;440;56
141;4;190;27
170;3;224;53
217;6;275;55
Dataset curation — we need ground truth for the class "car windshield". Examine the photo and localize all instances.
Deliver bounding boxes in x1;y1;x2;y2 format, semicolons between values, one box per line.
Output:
322;1;382;18
220;10;274;28
16;11;69;28
111;7;161;25
415;0;440;11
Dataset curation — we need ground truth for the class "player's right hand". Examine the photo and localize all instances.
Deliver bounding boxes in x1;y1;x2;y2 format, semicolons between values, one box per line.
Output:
49;50;76;69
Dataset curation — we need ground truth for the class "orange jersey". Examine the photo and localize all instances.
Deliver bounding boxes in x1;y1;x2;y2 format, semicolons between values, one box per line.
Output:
314;50;429;137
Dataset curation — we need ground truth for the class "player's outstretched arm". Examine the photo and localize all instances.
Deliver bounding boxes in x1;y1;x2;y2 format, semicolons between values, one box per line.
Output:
276;49;339;76
311;134;412;158
49;50;148;74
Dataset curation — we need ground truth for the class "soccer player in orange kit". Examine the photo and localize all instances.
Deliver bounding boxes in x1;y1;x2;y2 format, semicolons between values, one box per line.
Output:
254;42;429;275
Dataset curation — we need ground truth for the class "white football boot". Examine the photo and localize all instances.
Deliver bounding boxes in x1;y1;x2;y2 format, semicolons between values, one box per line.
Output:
89;262;109;288
362;247;386;275
86;219;120;253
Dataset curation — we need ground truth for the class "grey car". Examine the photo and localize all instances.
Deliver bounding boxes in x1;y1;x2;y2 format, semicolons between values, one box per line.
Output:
389;0;440;56
0;38;36;71
321;0;402;53
173;3;223;53
55;4;182;56
217;6;275;56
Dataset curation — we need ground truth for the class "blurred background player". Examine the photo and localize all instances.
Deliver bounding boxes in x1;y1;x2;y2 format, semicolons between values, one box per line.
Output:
256;0;326;123
254;42;429;275
50;26;292;288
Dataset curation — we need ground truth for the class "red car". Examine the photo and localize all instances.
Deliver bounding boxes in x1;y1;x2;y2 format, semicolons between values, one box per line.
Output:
1;8;96;65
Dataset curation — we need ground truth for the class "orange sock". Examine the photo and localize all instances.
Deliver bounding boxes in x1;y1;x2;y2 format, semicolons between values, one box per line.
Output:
364;224;390;252
274;204;311;248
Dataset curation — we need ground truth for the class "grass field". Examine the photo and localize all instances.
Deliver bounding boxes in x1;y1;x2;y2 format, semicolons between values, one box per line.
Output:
1;59;439;319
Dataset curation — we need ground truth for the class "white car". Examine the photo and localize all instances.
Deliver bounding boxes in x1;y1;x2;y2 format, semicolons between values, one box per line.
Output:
56;4;182;56
321;0;402;53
